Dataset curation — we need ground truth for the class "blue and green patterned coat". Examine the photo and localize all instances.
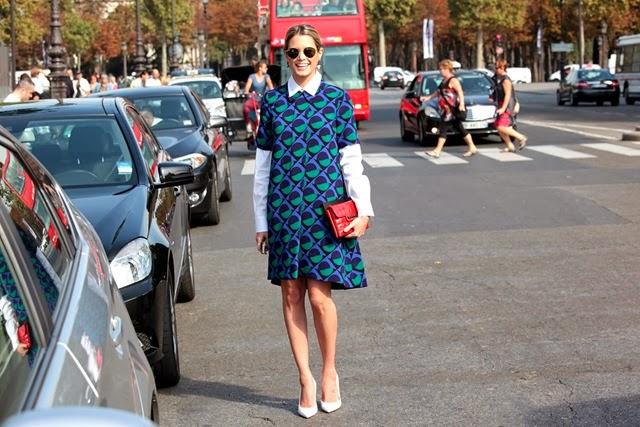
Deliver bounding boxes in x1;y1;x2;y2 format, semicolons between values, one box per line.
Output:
256;82;367;290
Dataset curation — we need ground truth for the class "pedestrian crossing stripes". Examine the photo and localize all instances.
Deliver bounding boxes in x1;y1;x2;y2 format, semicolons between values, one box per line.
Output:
415;151;469;165
362;153;404;168
527;145;596;159
478;147;533;162
238;143;640;175
581;143;640;157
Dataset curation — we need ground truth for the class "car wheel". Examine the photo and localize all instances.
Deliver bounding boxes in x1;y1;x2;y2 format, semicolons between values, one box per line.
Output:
201;172;220;225
219;152;232;202
611;96;620;106
400;113;414;142
571;91;579;106
154;276;180;387
177;229;195;303
417;116;428;145
625;87;636;105
557;91;565;106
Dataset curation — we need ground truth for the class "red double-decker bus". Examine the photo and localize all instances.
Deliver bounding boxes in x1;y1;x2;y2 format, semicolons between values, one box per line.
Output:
262;0;370;122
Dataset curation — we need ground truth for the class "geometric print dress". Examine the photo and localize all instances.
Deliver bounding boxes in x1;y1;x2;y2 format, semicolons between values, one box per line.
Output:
256;81;367;290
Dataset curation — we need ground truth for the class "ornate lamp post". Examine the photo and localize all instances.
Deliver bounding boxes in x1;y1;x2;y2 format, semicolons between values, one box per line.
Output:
122;42;128;77
169;0;183;71
133;0;147;74
202;0;209;68
48;0;67;99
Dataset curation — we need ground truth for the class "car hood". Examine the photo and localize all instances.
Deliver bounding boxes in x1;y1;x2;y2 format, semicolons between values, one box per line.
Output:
154;128;210;158
65;185;148;259
464;94;493;106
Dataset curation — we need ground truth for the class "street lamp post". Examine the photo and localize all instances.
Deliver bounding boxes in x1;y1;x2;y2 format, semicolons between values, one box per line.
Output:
48;0;67;99
122;42;128;78
202;0;209;68
133;0;147;74
9;0;16;87
169;0;183;71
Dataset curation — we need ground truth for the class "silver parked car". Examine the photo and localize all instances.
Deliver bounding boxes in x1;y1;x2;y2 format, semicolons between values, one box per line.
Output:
0;126;158;423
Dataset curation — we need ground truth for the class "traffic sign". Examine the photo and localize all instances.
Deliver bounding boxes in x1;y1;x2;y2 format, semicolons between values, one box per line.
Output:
551;42;574;53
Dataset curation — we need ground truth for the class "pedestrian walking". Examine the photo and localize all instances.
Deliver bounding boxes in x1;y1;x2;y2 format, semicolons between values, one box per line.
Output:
3;77;35;102
493;59;527;152
93;73;116;92
422;59;478;158
73;70;91;97
130;70;149;88
253;23;373;419
146;68;162;87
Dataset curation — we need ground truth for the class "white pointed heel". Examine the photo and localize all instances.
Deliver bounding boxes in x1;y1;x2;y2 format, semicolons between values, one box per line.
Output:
297;378;318;419
320;375;342;413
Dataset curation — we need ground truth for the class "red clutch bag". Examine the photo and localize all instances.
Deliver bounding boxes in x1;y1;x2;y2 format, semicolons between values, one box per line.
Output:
324;199;367;238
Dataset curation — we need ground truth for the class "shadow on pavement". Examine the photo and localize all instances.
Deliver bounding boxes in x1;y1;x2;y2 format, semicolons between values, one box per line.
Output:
163;377;298;414
526;394;640;426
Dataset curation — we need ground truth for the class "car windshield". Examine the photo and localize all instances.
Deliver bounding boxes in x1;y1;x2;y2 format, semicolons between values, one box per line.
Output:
0;117;136;188
174;80;222;99
130;96;197;130
421;74;492;95
578;70;614;80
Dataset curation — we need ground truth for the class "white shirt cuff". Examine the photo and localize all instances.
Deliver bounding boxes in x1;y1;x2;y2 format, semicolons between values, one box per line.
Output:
253;148;271;233
339;144;374;217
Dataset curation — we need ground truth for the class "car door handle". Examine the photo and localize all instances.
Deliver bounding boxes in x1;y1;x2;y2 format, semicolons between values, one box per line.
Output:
110;315;123;346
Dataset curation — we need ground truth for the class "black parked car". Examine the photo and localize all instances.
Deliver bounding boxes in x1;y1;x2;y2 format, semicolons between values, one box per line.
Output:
380;70;405;89
557;68;620;106
93;86;232;225
0;98;195;387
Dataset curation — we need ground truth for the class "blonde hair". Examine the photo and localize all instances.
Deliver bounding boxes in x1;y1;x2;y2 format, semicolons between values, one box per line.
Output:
284;24;322;50
438;59;454;72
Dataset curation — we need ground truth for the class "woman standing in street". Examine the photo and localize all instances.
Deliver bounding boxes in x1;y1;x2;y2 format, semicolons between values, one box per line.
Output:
494;59;527;152
244;59;274;147
422;59;478;158
253;24;373;418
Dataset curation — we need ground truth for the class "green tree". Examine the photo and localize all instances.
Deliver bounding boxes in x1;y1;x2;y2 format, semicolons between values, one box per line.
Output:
449;0;527;67
365;0;416;66
62;11;98;67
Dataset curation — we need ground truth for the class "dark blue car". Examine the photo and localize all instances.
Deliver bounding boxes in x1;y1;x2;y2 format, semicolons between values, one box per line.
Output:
0;98;195;387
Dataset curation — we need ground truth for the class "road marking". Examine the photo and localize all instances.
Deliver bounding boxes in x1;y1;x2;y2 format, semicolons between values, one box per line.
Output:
581;143;640;156
478;147;533;162
526;145;596;159
241;159;255;175
362;153;404;168
414;151;469;165
518;119;619;140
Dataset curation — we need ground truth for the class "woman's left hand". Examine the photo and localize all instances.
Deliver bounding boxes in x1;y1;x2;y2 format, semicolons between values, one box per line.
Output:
344;216;369;238
459;104;466;111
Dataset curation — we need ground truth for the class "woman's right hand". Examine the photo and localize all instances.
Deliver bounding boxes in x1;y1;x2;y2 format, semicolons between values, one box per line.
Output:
256;232;268;254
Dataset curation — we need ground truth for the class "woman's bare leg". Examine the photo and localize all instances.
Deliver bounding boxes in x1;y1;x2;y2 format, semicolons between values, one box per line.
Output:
497;128;516;151
281;279;315;407
462;133;478;155
500;126;527;142
307;279;339;403
427;136;447;157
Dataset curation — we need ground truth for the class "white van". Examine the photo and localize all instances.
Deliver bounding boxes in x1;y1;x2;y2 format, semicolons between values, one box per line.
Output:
373;66;403;86
506;67;532;84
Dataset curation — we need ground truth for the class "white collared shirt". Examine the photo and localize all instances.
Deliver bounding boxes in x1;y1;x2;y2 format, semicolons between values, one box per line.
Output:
253;75;373;233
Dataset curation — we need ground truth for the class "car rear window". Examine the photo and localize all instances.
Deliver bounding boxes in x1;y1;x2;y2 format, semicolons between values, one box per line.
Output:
577;70;614;80
0;118;136;188
173;81;222;99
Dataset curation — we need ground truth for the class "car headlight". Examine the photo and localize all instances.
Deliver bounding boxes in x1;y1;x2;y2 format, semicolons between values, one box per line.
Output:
424;106;440;118
110;238;152;289
174;153;207;169
214;105;227;117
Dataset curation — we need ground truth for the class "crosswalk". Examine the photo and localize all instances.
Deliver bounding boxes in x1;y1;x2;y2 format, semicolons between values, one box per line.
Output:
238;142;640;175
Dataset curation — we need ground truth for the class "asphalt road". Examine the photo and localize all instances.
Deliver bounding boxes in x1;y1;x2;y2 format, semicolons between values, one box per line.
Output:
158;83;640;426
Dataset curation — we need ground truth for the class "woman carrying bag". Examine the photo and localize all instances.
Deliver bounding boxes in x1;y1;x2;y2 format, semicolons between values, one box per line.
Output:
253;24;374;418
421;59;478;158
493;59;527;152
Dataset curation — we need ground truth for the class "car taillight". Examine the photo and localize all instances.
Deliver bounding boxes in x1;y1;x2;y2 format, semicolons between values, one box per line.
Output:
576;80;589;89
610;79;619;87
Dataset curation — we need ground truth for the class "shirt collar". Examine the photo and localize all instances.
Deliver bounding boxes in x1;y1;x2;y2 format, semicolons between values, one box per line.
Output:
287;72;322;97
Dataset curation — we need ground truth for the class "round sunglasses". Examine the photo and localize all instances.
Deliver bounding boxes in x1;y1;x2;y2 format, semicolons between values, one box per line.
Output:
285;47;317;60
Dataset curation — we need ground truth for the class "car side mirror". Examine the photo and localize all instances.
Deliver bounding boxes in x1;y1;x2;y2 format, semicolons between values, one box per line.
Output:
156;162;194;188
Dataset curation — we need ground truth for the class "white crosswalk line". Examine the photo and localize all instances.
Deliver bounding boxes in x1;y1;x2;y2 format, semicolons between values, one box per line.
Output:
527;145;596;159
518;119;619;140
414;151;468;165
478;147;533;162
362;153;404;168
581;143;640;157
241;159;256;175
